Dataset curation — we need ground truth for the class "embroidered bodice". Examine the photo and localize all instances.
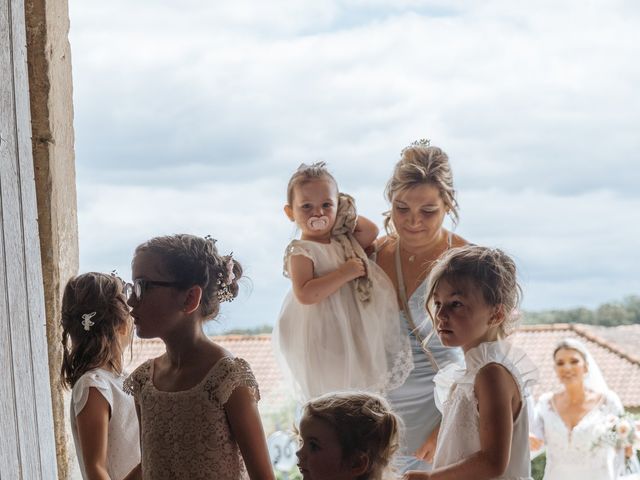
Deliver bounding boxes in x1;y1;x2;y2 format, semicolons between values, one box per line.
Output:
124;356;259;480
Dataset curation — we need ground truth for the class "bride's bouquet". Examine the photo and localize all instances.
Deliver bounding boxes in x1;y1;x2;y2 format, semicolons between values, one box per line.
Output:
592;413;640;476
592;413;640;450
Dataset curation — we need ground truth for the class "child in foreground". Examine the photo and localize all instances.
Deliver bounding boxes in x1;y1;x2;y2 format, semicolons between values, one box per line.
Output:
61;272;140;479
404;246;538;480
297;391;401;480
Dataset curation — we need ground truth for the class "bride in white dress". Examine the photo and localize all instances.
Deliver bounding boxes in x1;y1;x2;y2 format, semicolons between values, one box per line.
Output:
530;338;630;480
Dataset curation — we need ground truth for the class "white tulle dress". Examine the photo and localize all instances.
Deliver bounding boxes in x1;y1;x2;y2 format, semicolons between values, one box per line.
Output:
432;341;538;480
531;389;625;480
274;238;413;400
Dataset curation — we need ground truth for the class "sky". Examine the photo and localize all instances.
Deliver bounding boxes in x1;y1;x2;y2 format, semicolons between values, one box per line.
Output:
68;0;640;332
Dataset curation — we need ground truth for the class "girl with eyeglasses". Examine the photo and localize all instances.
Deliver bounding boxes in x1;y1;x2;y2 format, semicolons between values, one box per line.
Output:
60;272;141;479
123;234;274;480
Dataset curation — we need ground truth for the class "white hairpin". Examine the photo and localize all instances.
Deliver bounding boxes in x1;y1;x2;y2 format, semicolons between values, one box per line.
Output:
81;312;97;331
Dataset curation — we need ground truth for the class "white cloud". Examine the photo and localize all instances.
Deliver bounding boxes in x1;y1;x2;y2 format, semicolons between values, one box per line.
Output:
70;0;640;328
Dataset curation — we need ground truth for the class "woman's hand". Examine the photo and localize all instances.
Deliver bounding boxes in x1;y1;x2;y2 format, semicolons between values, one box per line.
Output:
414;425;439;462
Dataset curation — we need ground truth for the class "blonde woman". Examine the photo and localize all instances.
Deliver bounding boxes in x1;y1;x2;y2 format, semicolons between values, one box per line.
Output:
375;141;469;472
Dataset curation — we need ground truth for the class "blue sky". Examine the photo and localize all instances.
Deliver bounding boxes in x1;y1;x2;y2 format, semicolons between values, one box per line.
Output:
69;0;640;332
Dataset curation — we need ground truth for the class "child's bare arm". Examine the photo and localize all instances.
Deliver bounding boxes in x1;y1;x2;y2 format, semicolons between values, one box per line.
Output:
289;254;365;305
122;403;142;480
76;387;111;480
404;364;517;480
353;215;379;250
226;386;275;480
414;423;440;462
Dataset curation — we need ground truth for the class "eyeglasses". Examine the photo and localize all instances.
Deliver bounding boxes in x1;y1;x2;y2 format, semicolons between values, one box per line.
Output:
124;278;184;302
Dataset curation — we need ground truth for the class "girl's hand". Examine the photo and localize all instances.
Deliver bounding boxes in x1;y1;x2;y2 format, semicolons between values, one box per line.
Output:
404;471;431;480
339;258;366;281
414;425;439;462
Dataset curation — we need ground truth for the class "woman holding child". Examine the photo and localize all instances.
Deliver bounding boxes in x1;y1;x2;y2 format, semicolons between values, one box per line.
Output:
375;141;469;472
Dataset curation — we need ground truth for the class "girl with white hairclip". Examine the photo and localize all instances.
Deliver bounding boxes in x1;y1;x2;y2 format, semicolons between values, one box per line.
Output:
530;337;636;480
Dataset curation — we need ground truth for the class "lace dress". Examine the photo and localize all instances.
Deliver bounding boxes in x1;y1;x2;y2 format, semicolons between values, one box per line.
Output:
274;238;413;400
432;341;538;480
124;356;260;480
531;389;624;480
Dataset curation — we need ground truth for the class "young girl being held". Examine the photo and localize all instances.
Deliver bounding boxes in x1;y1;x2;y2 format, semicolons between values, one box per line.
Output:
275;162;412;400
61;272;140;480
297;391;401;480
404;246;538;480
124;234;274;480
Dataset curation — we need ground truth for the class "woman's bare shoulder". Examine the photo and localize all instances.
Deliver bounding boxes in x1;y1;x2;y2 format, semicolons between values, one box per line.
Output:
373;235;396;259
451;232;469;248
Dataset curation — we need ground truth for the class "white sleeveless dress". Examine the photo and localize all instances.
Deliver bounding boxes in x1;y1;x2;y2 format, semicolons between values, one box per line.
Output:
433;341;538;480
274;238;413;400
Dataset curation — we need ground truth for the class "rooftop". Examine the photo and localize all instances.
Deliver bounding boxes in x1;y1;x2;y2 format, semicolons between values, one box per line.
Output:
126;323;640;411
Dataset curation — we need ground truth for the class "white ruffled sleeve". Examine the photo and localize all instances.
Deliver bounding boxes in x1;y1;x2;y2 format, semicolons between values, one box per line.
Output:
433;362;466;413
71;370;114;417
283;240;315;278
463;341;539;401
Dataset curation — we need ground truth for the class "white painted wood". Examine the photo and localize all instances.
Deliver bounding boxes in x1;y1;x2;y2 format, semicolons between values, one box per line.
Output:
0;0;59;477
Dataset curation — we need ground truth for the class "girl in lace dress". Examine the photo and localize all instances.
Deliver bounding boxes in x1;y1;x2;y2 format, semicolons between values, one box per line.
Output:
123;234;274;480
274;162;412;401
404;246;538;480
61;272;140;480
296;391;401;480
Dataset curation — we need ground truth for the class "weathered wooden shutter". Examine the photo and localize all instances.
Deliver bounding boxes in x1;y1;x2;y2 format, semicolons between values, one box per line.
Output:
0;0;58;477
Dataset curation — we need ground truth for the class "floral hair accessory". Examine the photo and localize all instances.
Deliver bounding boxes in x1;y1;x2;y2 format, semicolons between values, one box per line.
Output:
81;312;97;331
216;253;235;302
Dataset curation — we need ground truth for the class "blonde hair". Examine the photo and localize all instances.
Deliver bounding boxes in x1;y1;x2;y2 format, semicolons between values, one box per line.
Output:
426;245;522;337
134;234;243;320
300;391;400;480
60;272;131;388
384;144;459;235
286;161;338;205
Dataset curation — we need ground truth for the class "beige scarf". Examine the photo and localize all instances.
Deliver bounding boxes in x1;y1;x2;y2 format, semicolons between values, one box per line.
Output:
332;193;373;303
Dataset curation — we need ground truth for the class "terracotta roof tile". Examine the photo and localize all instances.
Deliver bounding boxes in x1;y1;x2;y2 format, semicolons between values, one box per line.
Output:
126;324;640;412
513;324;640;408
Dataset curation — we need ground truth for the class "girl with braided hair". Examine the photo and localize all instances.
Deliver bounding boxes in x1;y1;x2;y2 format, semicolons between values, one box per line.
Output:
123;234;274;479
61;272;140;479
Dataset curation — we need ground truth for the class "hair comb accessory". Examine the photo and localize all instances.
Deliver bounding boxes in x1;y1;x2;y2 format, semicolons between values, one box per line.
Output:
216;253;235;302
81;312;97;331
401;138;431;155
204;235;217;244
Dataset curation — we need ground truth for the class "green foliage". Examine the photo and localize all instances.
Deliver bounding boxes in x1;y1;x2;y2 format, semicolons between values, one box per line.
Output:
531;453;546;480
523;295;640;327
223;324;274;335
